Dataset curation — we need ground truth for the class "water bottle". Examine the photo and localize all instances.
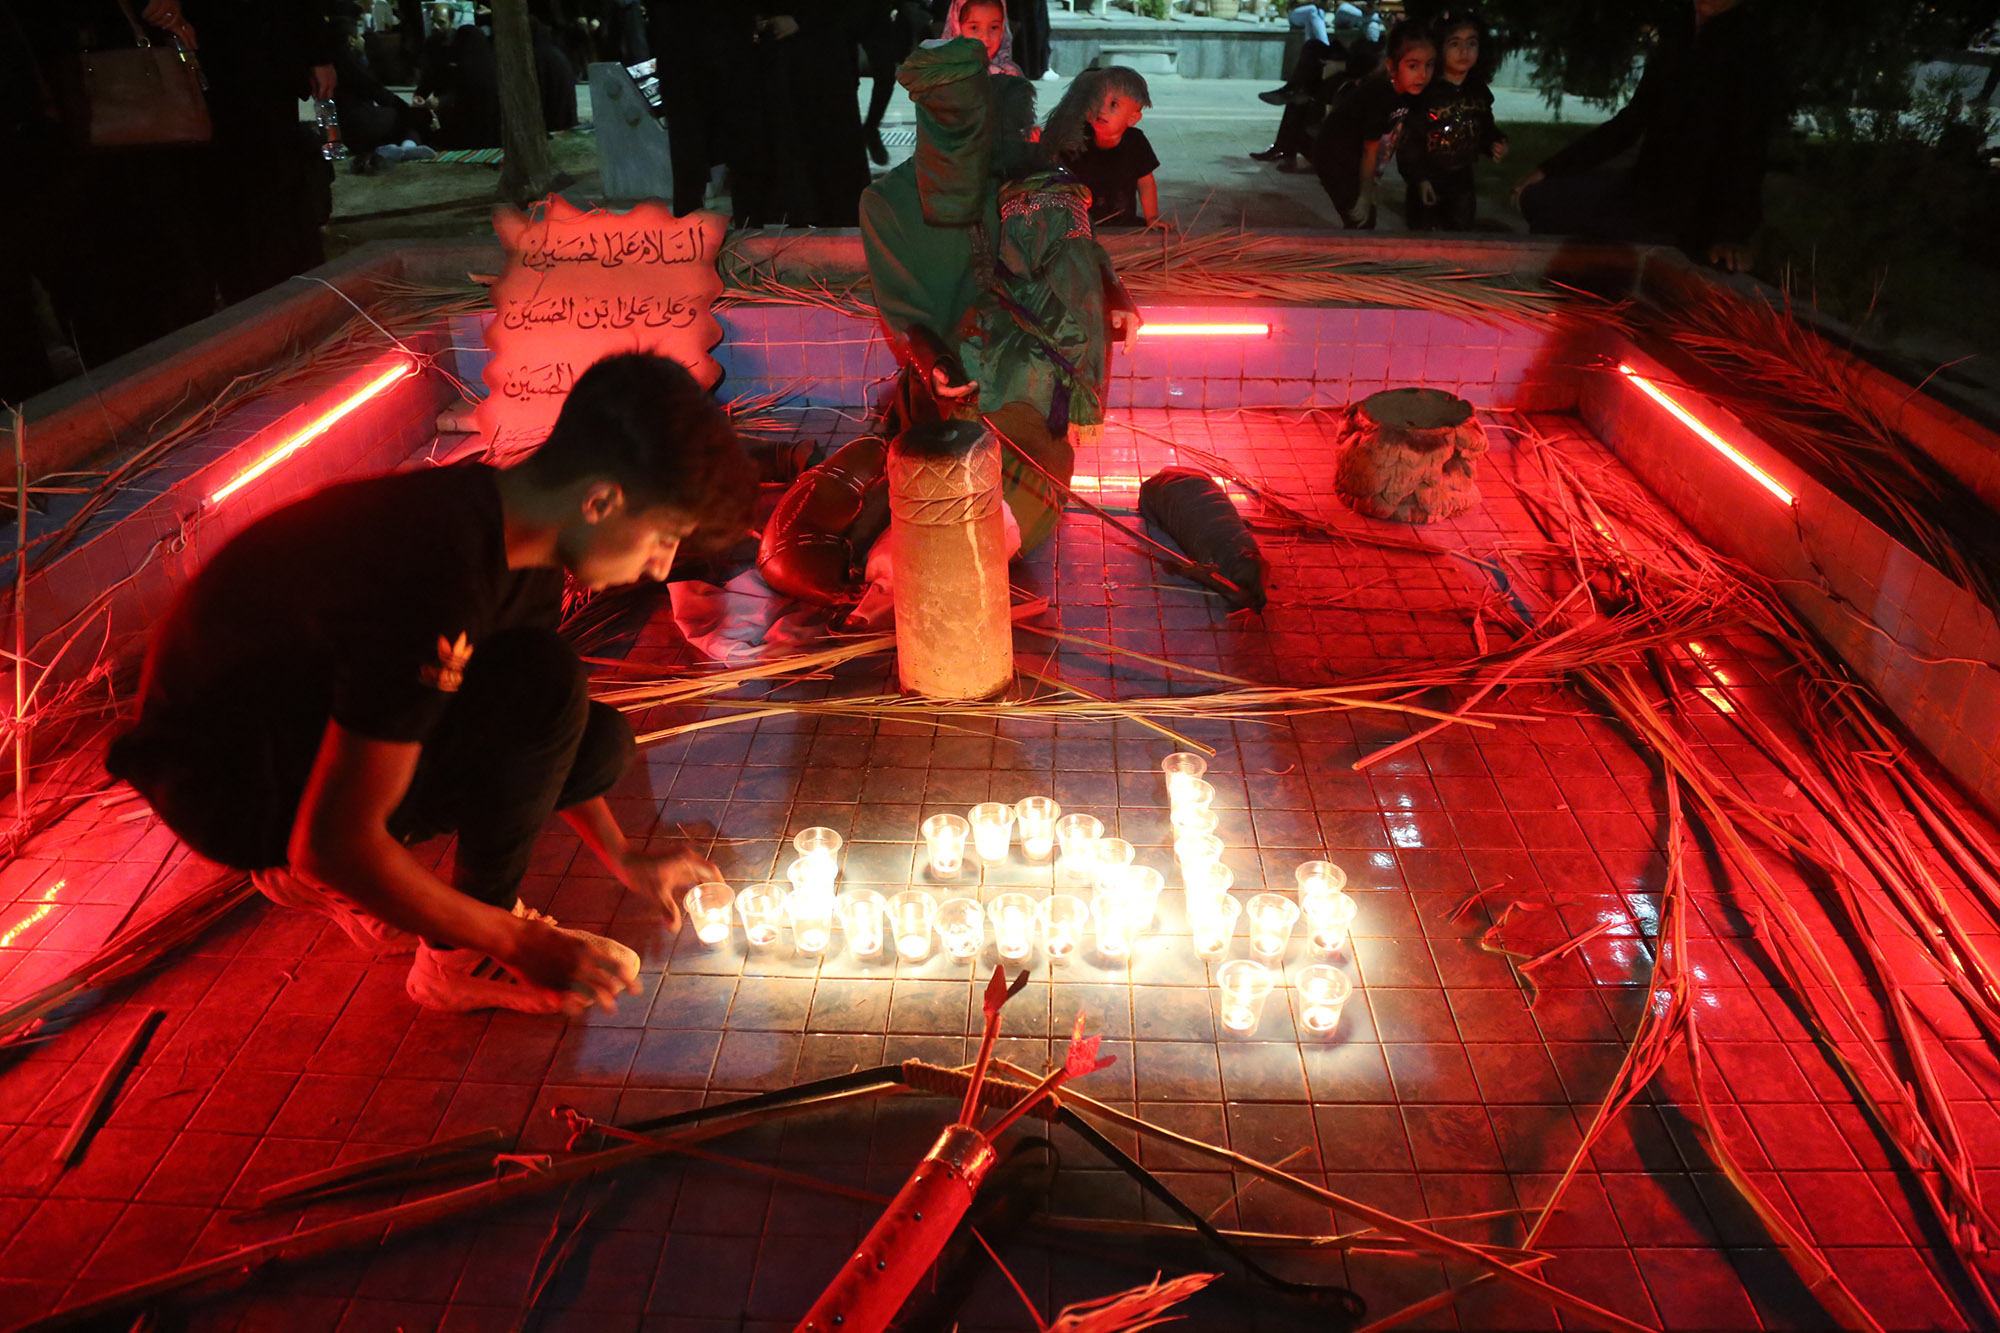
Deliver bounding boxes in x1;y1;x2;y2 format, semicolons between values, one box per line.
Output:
314;98;348;160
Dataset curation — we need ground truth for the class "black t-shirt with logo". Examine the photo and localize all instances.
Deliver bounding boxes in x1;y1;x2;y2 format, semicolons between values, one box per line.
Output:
1398;77;1502;183
1311;70;1416;202
108;463;563;866
1070;128;1160;228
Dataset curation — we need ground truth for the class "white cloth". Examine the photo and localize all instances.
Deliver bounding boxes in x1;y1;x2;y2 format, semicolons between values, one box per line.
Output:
667;570;835;664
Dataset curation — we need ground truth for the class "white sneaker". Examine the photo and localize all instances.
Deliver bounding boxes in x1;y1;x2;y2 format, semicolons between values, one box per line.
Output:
253;866;418;954
403;906;640;1014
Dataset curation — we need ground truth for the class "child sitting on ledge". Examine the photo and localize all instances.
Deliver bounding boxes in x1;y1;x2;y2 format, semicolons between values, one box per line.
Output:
1043;66;1161;229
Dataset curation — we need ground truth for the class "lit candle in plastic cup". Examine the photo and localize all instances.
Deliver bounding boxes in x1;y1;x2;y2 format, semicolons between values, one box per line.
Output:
793;826;844;874
890;890;938;961
1216;959;1276;1034
1170;804;1219;839
936;897;984;961
787;855;836;906
1175;833;1225;888
1296;964;1355;1035
1294;860;1348;898
737;883;788;951
683;882;735;946
1040;894;1088;959
1123;865;1166;931
1169;777;1215;819
786;888;835;956
1055;814;1103;883
1190;891;1242;959
1014;797;1060;860
991;892;1039;961
1303;890;1359;955
1092;886;1134;960
921;813;972;879
1161;752;1209;805
1093;837;1136;890
1245;893;1301;965
967;802;1015;864
838;889;888;961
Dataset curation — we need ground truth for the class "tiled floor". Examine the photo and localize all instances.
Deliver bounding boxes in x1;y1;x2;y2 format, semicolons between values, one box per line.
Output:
0;407;1988;1332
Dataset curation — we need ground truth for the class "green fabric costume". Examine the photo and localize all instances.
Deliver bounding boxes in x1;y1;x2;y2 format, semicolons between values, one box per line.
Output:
859;37;1128;555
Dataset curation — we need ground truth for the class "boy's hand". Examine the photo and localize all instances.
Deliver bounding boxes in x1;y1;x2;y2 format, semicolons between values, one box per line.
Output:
614;844;721;930
504;917;641;1014
931;363;977;400
1491;140;1509;163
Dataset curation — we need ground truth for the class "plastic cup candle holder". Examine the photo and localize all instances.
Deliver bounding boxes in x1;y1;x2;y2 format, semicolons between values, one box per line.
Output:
786;855;836;904
737;883;788;951
684;882;735;946
967;802;1014;864
890;890;939;961
1294;860;1349;899
1175;833;1225;888
936;897;985;961
920;813;972;878
793;826;844;874
990;893;1039;961
1170;804;1219;839
1161;752;1209;805
1014;797;1060;861
1245;892;1301;964
1055;814;1103;883
838;890;888;960
1169;777;1216;820
1040;894;1088;959
1189;892;1242;960
1093;837;1136;890
1092;887;1135;960
1303;889;1359;954
1296;964;1354;1035
1123;865;1166;931
786;888;835;956
1216;959;1276;1033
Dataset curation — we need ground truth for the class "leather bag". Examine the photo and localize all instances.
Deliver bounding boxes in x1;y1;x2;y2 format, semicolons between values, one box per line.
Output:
63;0;211;148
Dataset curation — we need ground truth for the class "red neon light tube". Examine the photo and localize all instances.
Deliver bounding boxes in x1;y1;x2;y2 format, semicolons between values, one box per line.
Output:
1134;322;1271;338
1617;363;1795;506
208;358;418;505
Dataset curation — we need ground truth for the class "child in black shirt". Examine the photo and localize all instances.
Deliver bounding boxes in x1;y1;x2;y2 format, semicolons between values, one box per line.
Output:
1311;20;1434;229
1399;11;1507;231
1043;66;1160;228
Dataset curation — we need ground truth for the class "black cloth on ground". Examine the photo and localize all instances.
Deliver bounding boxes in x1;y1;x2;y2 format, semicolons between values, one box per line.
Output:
107;464;568;871
1070;127;1158;227
1530;4;1779;250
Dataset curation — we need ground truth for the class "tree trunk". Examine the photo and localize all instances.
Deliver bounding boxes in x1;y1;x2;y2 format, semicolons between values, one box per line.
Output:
492;0;555;203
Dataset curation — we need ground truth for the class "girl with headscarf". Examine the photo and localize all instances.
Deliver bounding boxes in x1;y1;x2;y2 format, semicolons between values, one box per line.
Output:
937;0;1022;78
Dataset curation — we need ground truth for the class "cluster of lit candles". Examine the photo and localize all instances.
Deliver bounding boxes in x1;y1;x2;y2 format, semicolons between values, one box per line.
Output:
679;752;1361;1036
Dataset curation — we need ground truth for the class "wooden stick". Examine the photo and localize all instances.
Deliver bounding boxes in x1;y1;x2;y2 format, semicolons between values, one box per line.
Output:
252;1127;508;1209
53;1008;163;1170
12;407;26;825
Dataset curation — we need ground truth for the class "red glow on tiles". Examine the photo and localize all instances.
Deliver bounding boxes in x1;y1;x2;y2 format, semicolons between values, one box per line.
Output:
1134;322;1272;339
1;879;64;948
208;358;418;506
1617;363;1796;506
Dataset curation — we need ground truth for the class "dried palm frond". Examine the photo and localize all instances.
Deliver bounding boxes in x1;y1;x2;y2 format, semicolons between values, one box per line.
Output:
1049;1273;1219;1333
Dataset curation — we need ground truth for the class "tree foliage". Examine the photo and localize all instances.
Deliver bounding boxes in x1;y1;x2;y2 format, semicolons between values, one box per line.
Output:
1400;0;1996;113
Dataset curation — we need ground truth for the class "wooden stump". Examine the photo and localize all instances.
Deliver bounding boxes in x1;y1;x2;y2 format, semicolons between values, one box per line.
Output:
1332;388;1488;523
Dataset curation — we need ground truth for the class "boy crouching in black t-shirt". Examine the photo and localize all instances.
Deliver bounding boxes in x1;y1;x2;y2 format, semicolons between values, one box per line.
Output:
107;353;752;1016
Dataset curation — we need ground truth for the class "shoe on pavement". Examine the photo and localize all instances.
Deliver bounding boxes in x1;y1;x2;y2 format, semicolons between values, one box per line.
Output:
253;866;418;954
1249;146;1294;164
1257;87;1291;105
404;907;640;1014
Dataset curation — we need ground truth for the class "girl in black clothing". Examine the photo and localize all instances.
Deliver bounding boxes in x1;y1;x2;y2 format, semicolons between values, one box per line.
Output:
1311;20;1433;228
1398;11;1506;231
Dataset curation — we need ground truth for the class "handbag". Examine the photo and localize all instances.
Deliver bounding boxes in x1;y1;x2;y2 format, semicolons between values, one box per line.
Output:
63;0;211;148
